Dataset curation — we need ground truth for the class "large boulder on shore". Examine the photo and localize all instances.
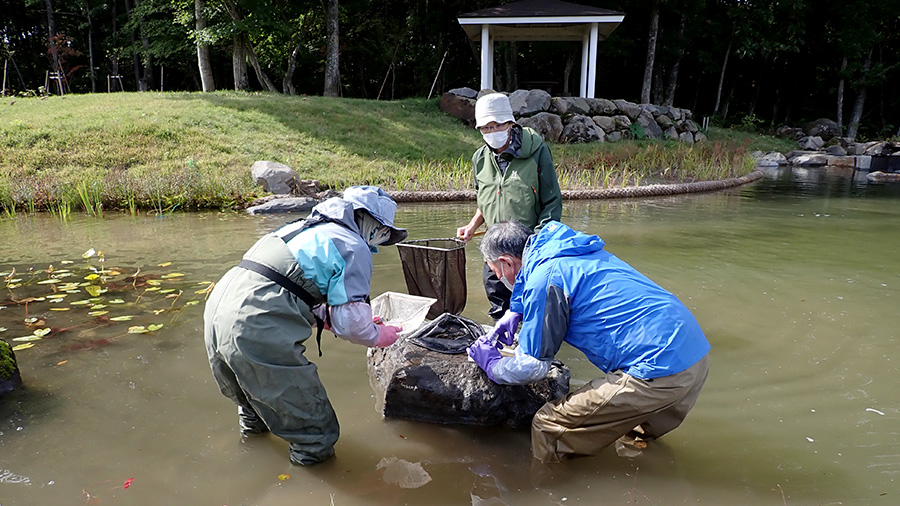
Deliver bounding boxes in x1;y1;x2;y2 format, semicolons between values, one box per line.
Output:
439;92;476;125
508;89;551;117
251;161;299;195
804;118;842;141
519;112;564;143
1;339;23;397
367;334;570;428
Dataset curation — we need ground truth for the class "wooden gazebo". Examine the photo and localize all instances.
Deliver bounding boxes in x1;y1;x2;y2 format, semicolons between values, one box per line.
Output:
457;0;624;98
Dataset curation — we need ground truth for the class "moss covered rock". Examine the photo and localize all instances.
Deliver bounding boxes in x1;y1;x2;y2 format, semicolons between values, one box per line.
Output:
0;338;23;396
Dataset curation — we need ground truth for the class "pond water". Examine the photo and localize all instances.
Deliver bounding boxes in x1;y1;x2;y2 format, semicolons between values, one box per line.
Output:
1;166;899;506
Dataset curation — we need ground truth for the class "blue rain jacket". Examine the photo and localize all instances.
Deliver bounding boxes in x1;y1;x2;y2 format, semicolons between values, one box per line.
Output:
509;221;710;380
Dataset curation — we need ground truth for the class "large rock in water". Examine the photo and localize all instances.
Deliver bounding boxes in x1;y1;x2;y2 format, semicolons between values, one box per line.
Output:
367;324;570;428
1;339;23;397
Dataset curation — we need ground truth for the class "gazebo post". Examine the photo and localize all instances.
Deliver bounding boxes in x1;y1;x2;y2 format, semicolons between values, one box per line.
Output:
587;22;599;99
580;32;590;97
481;25;492;91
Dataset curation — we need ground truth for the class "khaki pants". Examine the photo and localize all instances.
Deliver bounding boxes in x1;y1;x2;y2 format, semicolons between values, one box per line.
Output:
531;354;709;463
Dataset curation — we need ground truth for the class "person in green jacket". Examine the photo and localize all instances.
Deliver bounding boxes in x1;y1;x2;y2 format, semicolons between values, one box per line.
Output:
457;92;562;320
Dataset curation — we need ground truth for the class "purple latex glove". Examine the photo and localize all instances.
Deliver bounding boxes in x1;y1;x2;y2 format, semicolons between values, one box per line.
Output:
486;310;522;346
467;335;503;383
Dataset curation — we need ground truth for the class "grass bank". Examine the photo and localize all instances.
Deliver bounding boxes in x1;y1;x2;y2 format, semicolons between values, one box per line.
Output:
0;91;793;214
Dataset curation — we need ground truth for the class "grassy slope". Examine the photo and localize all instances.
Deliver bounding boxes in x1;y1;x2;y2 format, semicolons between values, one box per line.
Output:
0;92;793;211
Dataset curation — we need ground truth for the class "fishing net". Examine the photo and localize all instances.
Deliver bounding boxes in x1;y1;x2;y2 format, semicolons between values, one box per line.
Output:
395;238;467;319
406;312;485;354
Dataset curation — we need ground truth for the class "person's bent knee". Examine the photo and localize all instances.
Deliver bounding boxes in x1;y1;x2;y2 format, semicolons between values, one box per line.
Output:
289;444;335;466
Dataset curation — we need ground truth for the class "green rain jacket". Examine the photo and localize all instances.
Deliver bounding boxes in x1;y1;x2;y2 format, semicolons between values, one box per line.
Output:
472;125;562;231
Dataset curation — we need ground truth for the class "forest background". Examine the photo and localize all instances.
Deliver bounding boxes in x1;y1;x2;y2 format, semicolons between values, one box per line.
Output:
2;0;899;140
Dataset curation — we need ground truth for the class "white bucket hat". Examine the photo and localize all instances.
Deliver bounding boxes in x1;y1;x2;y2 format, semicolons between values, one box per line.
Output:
342;186;408;245
475;93;515;129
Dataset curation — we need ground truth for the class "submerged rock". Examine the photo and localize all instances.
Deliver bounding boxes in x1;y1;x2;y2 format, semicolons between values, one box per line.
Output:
367;317;570;428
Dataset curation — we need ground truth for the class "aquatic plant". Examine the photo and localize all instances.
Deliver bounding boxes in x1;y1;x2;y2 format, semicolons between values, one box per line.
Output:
0;249;211;355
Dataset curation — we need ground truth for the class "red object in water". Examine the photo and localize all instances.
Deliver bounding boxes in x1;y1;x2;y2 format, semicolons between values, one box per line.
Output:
123;478;134;489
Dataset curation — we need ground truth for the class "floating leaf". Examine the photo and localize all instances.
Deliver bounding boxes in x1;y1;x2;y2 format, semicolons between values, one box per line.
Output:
82;248;96;259
108;299;126;304
50;308;70;312
7;283;21;288
57;360;68;366
89;304;107;310
37;279;61;284
12;343;34;351
24;317;38;323
109;315;135;322
184;300;200;306
88;310;109;316
148;324;163;332
61;260;74;264
161;273;184;279
85;285;106;297
159;289;176;294
13;335;42;342
153;309;165;315
277;474;290;481
0;327;6;332
144;287;160;292
70;300;92;305
84;274;100;281
33;328;51;337
157;262;172;267
127;326;148;334
146;279;162;286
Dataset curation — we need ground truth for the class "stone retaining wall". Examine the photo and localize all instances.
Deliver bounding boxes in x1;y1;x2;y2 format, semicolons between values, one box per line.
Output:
440;87;706;145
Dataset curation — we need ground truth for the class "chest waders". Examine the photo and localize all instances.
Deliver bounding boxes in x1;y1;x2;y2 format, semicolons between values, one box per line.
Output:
236;215;337;356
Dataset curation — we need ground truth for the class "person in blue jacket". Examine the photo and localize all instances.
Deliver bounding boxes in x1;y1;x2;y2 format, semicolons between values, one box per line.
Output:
468;220;710;464
205;186;406;465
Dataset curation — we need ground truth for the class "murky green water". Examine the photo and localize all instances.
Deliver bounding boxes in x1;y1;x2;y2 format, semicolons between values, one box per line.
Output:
2;167;899;505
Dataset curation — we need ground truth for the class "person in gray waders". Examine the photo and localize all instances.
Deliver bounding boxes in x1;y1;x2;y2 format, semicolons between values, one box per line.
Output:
204;186;407;465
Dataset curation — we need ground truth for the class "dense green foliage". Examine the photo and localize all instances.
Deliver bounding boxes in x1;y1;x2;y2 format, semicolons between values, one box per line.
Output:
0;92;777;213
2;1;898;138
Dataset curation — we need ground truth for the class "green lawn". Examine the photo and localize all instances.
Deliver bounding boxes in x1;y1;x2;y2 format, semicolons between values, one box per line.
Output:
0;91;790;214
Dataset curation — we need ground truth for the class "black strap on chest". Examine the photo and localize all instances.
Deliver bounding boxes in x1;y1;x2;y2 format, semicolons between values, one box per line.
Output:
236;258;328;357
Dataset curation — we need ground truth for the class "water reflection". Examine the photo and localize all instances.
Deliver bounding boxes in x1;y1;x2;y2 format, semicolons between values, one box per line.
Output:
1;168;899;505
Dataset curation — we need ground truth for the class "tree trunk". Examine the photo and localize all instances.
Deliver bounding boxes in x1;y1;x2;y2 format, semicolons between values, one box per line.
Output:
836;55;847;130
85;0;96;92
663;13;687;107
283;42;301;94
846;47;873;140
713;33;734;116
232;36;248;91
123;0;147;91
243;33;278;92
504;42;517;92
562;48;575;96
195;0;215;92
640;0;660;104
323;0;340;97
44;0;59;72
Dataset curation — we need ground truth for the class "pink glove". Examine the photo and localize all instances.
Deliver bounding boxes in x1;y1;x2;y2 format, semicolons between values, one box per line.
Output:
374;323;402;348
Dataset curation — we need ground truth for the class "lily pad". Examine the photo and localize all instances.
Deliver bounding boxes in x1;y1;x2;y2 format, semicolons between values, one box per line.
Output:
12;342;35;351
148;324;164;332
161;273;185;279
109;315;135;322
127;326;148;334
88;310;109;316
33;328;51;337
12;335;42;342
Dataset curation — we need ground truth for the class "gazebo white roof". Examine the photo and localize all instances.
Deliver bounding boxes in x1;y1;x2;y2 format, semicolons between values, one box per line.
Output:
458;0;624;98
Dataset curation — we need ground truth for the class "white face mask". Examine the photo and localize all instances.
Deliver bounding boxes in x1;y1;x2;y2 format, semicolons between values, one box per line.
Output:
482;130;510;150
498;262;515;292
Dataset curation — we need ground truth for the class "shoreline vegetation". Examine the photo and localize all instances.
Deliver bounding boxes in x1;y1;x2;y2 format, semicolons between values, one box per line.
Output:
0;92;795;216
